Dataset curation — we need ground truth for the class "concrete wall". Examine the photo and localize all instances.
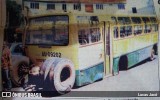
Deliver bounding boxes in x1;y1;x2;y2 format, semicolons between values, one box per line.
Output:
0;0;6;92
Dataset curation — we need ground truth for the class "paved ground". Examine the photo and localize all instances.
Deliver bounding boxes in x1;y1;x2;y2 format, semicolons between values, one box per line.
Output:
4;57;160;100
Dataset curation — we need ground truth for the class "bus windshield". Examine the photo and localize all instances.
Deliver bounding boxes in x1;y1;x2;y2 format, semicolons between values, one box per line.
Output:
25;16;69;46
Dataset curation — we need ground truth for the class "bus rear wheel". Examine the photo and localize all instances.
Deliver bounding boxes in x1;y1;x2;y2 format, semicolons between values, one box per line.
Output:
119;56;128;71
53;59;75;94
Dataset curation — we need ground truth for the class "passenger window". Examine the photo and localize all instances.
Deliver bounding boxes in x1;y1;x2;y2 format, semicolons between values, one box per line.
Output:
144;24;151;33
113;27;118;38
151;24;158;32
120;26;132;38
125;26;132;36
90;28;101;42
78;29;89;45
78;28;101;45
134;25;142;35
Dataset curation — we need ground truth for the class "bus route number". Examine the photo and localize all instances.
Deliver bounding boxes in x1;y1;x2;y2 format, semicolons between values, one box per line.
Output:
42;52;61;58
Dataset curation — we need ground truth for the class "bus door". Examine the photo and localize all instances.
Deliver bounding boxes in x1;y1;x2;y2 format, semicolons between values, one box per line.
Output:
104;22;112;76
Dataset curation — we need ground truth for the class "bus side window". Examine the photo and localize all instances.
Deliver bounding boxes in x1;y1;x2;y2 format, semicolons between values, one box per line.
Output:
144;24;151;33
120;26;132;37
147;25;151;33
120;26;125;38
125;26;132;36
134;25;142;35
78;30;89;45
79;28;101;45
90;28;101;43
113;27;118;38
152;24;158;32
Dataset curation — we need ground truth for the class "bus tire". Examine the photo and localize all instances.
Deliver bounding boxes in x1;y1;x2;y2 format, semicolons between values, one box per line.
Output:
119;56;128;71
54;59;75;94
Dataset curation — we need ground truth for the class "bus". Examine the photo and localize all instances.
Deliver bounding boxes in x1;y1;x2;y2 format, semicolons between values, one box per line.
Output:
12;4;158;94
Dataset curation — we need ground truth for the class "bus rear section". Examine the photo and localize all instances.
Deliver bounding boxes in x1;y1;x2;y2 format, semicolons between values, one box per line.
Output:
111;16;158;75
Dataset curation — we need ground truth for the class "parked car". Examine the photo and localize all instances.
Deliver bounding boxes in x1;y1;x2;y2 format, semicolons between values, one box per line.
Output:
10;43;29;86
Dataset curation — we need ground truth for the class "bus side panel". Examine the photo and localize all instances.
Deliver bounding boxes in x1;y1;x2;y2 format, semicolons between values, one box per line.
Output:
127;51;139;68
75;62;104;86
76;43;104;86
113;34;155;57
127;46;152;68
112;45;153;74
113;57;119;75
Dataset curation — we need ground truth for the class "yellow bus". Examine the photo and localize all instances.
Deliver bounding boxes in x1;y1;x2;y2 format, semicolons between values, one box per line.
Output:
111;15;158;74
19;12;158;93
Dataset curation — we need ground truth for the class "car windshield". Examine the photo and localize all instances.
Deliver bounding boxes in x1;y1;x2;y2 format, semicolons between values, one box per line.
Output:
25;16;69;46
